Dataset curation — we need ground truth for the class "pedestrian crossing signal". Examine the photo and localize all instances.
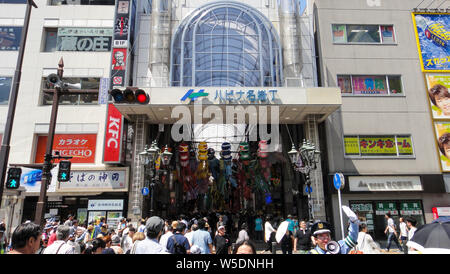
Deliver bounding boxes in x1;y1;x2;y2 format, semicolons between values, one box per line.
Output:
58;161;71;182
6;168;21;189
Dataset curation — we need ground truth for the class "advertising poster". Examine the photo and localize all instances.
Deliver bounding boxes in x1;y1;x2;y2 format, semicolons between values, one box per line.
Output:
88;211;106;225
34;134;97;164
56;27;113;52
434;121;450;172
425;74;450;119
103;104;123;163
19;167;57;193
412;13;450;72
111;48;127;71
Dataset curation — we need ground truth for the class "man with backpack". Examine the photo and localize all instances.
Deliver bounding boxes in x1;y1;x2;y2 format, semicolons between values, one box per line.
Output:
166;222;190;254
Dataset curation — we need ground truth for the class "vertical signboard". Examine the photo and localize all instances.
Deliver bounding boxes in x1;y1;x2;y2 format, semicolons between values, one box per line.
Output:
412;13;450;72
110;0;133;88
103;104;123;163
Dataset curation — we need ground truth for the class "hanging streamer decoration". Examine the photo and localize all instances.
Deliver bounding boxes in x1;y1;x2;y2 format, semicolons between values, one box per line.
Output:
196;142;209;194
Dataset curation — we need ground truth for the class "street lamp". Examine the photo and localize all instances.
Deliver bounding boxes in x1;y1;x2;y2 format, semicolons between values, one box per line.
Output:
139;141;167;217
288;139;320;221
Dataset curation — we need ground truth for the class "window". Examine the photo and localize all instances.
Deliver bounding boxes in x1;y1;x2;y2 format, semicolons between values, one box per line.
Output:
43;28;57;52
50;0;115;5
332;24;396;44
0;26;22;51
43;27;113;52
171;2;283;87
344;135;414;157
41;77;99;105
0;77;12;105
337;75;402;95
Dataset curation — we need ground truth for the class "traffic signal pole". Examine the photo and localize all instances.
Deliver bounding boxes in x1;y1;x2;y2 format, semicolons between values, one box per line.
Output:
0;1;37;211
34;58;64;227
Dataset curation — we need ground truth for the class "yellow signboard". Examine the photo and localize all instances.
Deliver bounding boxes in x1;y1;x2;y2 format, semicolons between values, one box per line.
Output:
344;136;414;157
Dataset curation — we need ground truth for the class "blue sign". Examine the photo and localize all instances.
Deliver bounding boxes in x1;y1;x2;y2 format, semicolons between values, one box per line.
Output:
413;13;450;71
333;173;343;190
305;185;313;194
141;187;149;196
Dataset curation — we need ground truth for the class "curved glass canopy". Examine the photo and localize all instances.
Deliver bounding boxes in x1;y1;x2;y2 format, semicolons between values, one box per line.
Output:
170;1;283;87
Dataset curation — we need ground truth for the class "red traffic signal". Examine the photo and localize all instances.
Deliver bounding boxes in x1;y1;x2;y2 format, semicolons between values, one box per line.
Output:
110;87;149;104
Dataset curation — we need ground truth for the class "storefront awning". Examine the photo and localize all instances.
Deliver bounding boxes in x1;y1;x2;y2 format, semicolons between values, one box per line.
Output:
114;87;342;124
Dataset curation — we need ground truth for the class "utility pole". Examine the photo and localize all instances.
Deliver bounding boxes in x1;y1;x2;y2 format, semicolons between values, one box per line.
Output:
33;58;98;227
34;58;64;227
0;0;37;210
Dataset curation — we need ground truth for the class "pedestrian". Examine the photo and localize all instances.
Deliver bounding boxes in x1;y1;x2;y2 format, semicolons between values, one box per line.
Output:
185;222;197;246
64;215;74;227
117;218;127;237
85;238;106;254
41;223;53;249
167;222;190;254
254;215;263;242
8;222;42;254
293;220;312;254
384;213;403;252
233;240;257;254
138;219;146;233
354;223;382;254
121;226;135;254
399;217;408;254
43;225;75;254
191;219;213;254
285;214;295;234
83;225;95;245
280;227;294;254
110;234;124;254
262;215;276;254
133;216;168;254
127;231;145;254
235;223;250;245
216;215;225;235
102;235;116;254
67;233;81;254
308;206;359;254
213;225;231;254
47;224;57;246
160;220;177;250
406;217;418;252
0;226;7;254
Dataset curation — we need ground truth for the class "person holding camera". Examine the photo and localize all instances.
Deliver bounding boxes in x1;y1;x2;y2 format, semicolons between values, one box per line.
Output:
308;206;359;254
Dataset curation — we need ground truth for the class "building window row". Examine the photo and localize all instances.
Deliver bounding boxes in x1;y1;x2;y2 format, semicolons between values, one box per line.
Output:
344;135;414;158
0;77;12;105
338;75;403;96
0;26;22;51
332;24;396;44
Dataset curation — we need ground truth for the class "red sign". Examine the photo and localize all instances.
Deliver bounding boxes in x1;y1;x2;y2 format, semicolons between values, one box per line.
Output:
35;134;97;164
103;103;123;163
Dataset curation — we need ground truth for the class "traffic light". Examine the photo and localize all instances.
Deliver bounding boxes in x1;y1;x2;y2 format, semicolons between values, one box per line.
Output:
6;167;21;189
58;161;71;182
110;87;149;104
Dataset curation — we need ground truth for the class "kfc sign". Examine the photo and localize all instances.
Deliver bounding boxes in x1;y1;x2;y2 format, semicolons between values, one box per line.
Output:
103;104;123;163
35;134;97;164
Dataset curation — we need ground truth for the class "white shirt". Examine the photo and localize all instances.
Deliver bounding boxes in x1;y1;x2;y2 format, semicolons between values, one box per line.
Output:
387;218;395;233
264;221;275;242
134;238;168;254
399;222;408;237
408;227;417;241
159;231;173;249
122;235;133;253
43;240;75;254
185;231;194;246
138;225;146;233
356;232;381;254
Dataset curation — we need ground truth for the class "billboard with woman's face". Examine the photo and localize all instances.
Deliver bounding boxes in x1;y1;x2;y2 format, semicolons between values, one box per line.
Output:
435;122;450;172
426;74;450;119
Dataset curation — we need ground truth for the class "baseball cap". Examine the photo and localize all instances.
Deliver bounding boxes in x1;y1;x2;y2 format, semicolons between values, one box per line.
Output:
111;235;121;244
218;225;225;231
146;216;165;233
190;245;202;254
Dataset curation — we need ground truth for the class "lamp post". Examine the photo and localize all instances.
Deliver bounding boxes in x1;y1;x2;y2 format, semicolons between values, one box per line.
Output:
288;139;320;222
139;141;161;217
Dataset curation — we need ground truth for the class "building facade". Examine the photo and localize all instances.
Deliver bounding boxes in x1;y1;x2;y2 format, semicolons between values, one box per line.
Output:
315;0;450;240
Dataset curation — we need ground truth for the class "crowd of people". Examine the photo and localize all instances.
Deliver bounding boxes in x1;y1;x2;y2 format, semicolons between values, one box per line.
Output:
0;209;419;254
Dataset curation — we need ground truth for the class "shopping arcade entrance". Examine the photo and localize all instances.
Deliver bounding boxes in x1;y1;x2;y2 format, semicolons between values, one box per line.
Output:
114;87;342;219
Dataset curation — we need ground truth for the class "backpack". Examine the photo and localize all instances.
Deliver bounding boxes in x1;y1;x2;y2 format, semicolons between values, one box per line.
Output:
171;235;186;254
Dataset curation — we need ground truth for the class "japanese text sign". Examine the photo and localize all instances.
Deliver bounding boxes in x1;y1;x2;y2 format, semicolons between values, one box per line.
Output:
57;170;127;192
103;104;123;163
35;134;97;164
